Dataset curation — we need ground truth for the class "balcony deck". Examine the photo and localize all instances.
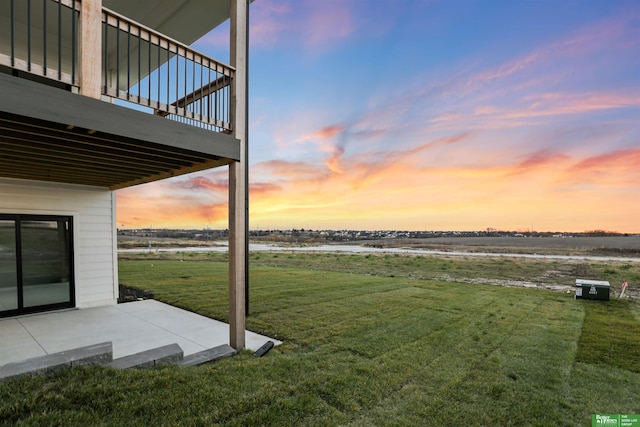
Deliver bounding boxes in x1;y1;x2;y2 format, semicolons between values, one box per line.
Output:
0;0;239;189
0;71;239;189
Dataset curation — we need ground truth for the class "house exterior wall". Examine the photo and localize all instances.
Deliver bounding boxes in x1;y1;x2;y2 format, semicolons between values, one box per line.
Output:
0;178;118;308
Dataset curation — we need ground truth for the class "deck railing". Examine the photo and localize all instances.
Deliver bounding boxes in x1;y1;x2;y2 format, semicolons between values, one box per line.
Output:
0;0;79;86
0;0;234;133
101;8;233;132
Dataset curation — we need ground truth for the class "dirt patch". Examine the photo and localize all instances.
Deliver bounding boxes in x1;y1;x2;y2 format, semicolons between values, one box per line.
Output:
117;284;154;303
432;275;639;301
362;236;640;257
433;273;574;292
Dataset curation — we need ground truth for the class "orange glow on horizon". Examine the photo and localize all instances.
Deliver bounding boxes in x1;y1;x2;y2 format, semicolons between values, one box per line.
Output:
117;146;640;233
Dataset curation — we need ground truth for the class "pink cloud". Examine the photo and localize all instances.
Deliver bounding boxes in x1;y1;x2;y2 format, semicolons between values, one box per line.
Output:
569;148;640;178
253;160;327;180
175;176;228;192
246;0;357;50
325;146;346;174
249;0;292;48
507;150;571;176
295;124;345;144
421;89;640;134
500;91;640;120
302;0;356;47
250;182;282;194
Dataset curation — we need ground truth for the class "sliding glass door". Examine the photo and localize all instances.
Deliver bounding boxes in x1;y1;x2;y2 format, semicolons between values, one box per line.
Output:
0;220;18;312
0;215;74;317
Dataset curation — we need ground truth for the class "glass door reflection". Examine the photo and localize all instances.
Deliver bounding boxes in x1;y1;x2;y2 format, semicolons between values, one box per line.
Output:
0;220;18;312
21;219;73;308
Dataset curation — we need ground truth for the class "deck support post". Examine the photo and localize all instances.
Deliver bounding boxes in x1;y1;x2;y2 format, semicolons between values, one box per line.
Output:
79;0;102;99
228;0;248;350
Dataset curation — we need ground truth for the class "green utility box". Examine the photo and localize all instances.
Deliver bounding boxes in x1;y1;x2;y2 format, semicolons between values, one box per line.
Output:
575;279;610;301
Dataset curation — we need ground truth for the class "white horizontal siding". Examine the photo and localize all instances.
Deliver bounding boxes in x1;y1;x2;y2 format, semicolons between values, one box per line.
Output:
77;266;114;280
79;253;115;264
78;246;114;257
79;230;115;241
80;216;116;226
0;178;117;308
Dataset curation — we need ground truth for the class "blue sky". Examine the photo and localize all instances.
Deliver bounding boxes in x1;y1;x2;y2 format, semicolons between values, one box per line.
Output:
118;0;640;232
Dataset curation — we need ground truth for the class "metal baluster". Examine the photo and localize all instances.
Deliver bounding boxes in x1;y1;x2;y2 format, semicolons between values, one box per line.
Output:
71;0;75;84
10;0;14;67
147;31;151;106
42;0;46;75
167;42;170;112
137;26;141;103
58;0;61;80
207;59;211;125
116;17;120;97
126;21;130;99
27;0;31;71
214;68;219;129
103;14;108;93
199;56;204;121
176;47;180;116
191;52;195;118
157;39;160;110
184;49;189;116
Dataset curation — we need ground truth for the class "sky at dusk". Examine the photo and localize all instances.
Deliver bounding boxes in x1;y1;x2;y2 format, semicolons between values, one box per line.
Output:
117;0;640;233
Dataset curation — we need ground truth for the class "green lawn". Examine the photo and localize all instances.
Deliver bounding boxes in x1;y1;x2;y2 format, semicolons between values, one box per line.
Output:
1;254;639;426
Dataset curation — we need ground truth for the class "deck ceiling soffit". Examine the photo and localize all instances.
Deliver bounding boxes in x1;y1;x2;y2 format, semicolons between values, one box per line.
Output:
0;113;233;190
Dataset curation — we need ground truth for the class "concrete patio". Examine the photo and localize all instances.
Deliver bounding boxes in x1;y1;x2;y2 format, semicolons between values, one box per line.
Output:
0;300;280;367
